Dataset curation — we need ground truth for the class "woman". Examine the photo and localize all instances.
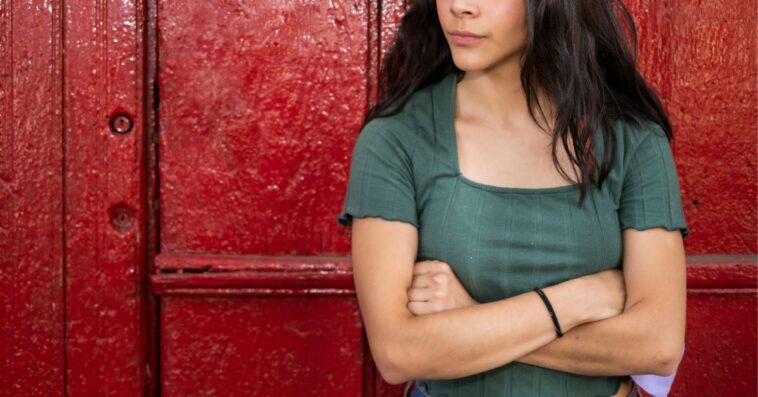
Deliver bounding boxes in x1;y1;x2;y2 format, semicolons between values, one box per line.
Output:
336;0;690;396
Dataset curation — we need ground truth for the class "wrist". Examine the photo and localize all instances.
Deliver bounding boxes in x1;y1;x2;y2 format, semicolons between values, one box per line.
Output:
533;287;564;338
542;279;595;332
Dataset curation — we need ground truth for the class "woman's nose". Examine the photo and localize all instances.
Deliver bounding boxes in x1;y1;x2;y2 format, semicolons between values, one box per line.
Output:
449;0;479;18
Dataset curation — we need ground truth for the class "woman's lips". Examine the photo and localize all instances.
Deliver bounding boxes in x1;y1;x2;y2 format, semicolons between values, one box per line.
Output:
450;31;484;45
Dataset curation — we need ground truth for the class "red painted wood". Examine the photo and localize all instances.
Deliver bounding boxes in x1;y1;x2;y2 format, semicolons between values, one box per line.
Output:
145;1;162;394
628;0;757;255
159;295;364;396
154;252;351;272
157;0;371;256
677;289;756;396
152;270;354;297
674;258;757;397
64;0;149;395
155;1;374;395
0;1;65;394
1;0;753;395
1;0;152;395
668;0;757;255
686;256;757;290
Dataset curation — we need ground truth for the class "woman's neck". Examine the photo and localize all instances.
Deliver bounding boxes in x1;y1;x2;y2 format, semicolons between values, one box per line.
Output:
457;58;555;133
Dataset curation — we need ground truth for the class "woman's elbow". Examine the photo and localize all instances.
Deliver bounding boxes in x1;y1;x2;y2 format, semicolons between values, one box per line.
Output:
646;340;684;376
371;336;420;385
376;362;409;385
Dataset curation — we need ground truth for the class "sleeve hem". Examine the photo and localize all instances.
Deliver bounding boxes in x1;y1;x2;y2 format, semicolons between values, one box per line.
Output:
620;224;690;239
336;212;419;228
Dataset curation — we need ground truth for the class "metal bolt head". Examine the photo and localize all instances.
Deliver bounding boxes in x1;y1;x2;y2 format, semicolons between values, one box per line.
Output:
110;113;133;135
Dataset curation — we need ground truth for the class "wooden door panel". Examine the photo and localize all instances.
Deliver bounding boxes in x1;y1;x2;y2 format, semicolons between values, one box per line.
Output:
153;0;396;395
157;0;372;255
160;296;364;396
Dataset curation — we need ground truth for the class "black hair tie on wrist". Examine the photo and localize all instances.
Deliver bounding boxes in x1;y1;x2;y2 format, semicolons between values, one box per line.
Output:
533;287;564;338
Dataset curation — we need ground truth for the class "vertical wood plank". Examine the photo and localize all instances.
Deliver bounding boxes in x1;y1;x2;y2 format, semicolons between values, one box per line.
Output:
64;0;149;394
0;0;65;394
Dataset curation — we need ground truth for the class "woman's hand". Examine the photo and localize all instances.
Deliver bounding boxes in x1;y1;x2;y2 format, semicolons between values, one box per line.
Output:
407;260;479;315
573;268;627;322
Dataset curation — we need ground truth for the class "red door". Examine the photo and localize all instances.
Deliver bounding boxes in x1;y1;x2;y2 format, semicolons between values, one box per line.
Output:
1;0;154;395
0;1;755;396
148;1;408;395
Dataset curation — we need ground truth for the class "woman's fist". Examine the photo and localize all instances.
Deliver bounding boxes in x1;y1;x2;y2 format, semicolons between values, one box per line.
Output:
407;260;479;315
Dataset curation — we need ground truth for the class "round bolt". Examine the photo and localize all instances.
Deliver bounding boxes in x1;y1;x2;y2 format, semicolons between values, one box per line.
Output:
109;113;134;135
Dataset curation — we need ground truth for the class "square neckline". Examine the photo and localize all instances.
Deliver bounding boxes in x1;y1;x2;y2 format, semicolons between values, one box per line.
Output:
441;72;580;194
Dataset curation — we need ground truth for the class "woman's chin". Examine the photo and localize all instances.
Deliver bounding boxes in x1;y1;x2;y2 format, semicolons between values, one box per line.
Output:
450;53;500;73
451;59;490;73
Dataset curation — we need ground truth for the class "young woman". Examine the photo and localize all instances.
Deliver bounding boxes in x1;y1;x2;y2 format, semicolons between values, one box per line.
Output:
336;0;690;396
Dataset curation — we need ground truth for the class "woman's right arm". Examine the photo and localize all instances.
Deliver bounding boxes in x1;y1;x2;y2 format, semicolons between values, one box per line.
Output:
350;216;622;385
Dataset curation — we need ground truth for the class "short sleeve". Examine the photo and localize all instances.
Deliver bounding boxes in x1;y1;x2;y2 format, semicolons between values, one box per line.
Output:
619;126;690;239
336;119;419;228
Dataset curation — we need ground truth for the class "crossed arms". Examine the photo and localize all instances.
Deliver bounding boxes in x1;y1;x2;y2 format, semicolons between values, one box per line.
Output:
349;217;686;385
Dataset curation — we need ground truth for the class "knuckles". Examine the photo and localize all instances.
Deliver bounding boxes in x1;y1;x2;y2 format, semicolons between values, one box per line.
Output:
416;260;452;273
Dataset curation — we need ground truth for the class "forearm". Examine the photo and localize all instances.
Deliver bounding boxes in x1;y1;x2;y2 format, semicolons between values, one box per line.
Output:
389;281;592;382
514;301;673;376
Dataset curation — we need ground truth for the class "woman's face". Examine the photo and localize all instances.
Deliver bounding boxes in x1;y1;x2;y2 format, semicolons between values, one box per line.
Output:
436;0;528;72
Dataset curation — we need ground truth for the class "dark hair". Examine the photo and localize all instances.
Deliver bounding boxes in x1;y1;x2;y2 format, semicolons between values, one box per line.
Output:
363;0;673;206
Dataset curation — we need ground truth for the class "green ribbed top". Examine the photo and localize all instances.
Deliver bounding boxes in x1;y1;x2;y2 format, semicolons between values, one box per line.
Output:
337;72;689;397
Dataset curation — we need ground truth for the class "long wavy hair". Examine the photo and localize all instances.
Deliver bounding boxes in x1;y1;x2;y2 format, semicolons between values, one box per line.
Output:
363;0;673;206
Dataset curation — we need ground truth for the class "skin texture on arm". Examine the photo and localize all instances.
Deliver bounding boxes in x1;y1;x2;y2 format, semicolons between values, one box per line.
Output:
513;227;687;376
349;216;608;385
406;228;686;376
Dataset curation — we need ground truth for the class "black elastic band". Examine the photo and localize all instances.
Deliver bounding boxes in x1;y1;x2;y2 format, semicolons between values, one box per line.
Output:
534;287;564;338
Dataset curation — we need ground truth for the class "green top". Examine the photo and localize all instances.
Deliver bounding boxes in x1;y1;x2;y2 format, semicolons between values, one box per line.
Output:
336;72;690;397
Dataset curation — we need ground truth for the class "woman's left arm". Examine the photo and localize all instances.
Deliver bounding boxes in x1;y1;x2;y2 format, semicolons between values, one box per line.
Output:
514;227;687;376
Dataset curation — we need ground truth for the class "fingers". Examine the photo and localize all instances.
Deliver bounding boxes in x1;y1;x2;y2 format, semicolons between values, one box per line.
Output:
407;298;445;315
407;300;431;315
407;286;430;302
410;273;433;288
408;278;449;301
408;261;454;316
410;272;448;288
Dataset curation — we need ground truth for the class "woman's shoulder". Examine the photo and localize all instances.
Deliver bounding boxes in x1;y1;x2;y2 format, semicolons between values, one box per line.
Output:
357;76;450;149
613;116;668;143
605;117;672;166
